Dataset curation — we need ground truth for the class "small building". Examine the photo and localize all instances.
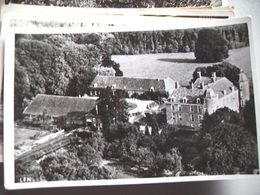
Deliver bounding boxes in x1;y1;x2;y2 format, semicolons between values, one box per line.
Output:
87;75;176;98
23;94;99;129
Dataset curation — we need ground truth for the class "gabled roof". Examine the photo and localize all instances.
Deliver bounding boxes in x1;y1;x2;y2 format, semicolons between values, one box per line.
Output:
239;71;248;82
23;94;97;117
209;77;238;99
170;76;238;103
90;76;174;93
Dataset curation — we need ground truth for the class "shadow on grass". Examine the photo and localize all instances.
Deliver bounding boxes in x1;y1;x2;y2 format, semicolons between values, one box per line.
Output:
157;58;196;63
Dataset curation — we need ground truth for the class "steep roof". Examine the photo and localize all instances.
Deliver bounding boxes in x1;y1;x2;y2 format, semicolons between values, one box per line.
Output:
90;76;173;93
23;94;97;117
239;71;248;82
209;77;237;99
193;76;215;88
170;76;238;103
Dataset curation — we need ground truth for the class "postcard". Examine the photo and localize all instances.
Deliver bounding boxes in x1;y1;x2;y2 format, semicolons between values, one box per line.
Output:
3;17;260;189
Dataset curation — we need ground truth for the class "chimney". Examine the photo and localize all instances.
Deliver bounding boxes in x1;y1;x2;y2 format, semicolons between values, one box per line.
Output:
212;72;216;82
197;71;201;79
175;81;180;89
201;82;205;90
191;82;194;89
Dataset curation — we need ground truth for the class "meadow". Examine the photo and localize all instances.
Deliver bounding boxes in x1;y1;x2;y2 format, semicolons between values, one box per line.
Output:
112;47;251;86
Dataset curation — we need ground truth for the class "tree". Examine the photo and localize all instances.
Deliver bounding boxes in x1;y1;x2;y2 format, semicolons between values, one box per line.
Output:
195;29;229;63
14;63;31;119
97;87;129;138
243;96;257;138
196;108;258;174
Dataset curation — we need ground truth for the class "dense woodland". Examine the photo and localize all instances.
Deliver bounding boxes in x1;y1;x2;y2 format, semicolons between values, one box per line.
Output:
12;0;213;8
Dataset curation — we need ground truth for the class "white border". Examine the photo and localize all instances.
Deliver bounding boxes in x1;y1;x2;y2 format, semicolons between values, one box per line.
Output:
4;16;260;190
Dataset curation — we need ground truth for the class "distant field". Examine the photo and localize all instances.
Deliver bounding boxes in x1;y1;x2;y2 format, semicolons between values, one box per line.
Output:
112;47;251;86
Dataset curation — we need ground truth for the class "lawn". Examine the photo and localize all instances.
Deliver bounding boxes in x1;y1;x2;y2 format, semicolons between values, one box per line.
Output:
112;47;251;86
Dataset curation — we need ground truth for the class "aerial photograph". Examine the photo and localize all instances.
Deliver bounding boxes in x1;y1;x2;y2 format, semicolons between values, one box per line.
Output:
13;22;259;183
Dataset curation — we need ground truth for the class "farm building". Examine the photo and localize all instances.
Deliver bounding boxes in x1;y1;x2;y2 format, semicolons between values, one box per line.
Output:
23;94;99;129
88;75;176;98
166;71;249;129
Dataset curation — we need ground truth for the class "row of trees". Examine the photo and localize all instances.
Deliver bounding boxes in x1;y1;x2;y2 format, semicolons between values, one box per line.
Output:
12;0;212;8
106;24;248;55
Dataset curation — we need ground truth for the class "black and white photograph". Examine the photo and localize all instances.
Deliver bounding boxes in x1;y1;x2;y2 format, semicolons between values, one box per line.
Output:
9;0;222;8
3;17;259;189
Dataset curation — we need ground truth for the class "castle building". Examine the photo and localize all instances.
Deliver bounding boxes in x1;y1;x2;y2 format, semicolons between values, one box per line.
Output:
238;70;250;107
165;71;249;129
88;75;176;97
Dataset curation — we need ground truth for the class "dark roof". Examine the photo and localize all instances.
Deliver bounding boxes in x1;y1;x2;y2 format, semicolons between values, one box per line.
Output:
170;77;238;102
23;94;97;117
193;76;215;88
90;76;168;92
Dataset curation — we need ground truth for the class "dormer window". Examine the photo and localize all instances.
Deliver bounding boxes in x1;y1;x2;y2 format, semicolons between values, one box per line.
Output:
112;84;116;89
183;97;187;103
94;83;98;88
150;87;154;92
170;97;175;102
196;98;201;104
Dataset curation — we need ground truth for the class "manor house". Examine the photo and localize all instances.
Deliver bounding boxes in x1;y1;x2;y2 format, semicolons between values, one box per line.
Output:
165;70;250;129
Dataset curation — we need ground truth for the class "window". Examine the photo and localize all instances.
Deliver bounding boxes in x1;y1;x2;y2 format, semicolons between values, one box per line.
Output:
150;87;155;92
183;97;187;103
94;83;98;88
198;106;202;113
196;98;201;104
171;105;174;111
191;114;195;122
190;106;194;112
170;97;175;102
112;84;116;89
172;113;176;121
179;114;182;121
198;115;203;121
178;105;182;111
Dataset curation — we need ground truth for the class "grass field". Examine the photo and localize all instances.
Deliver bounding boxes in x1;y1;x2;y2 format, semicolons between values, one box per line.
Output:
112;47;251;86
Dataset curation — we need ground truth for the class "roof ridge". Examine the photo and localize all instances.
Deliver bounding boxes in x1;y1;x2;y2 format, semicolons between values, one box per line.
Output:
94;75;164;81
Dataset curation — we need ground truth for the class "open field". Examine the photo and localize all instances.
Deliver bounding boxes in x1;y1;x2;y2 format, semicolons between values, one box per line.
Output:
112;47;251;86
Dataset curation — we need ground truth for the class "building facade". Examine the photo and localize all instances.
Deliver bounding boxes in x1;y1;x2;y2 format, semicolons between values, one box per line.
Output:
166;71;249;130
